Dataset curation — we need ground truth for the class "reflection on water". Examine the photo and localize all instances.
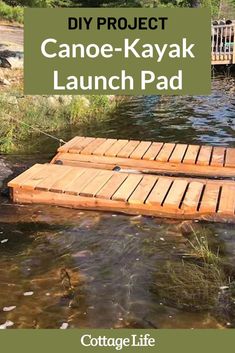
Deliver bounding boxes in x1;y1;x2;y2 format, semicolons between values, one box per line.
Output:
0;75;235;329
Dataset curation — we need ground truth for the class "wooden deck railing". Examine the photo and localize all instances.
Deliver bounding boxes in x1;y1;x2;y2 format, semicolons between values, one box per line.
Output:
211;24;235;64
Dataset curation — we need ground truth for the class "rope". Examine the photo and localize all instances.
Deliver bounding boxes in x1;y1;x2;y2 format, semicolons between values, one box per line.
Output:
2;113;67;146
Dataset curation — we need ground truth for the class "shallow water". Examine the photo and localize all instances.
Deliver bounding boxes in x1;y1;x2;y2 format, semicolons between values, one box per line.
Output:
0;75;235;329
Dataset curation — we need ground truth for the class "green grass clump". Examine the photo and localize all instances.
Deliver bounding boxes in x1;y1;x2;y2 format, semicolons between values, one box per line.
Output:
154;260;225;311
187;229;220;265
0;1;23;23
0;93;117;153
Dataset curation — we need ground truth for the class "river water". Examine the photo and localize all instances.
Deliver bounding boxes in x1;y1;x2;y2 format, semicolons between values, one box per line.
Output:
0;75;235;329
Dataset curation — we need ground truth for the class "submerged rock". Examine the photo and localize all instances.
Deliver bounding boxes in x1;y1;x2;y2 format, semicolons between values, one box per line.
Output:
0;158;12;187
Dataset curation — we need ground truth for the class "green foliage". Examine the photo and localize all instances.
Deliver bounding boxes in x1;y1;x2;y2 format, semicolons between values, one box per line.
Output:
0;0;223;13
0;94;115;152
0;0;23;22
154;260;225;311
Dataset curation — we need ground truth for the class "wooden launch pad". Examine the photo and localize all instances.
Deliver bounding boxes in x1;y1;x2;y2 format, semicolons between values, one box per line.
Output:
8;136;235;222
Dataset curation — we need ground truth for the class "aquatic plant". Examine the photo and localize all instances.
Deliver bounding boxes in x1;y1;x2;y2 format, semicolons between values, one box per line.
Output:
153;260;225;311
187;229;220;265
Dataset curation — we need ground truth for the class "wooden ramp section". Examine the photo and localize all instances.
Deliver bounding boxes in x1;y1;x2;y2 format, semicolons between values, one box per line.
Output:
8;163;235;222
53;136;235;178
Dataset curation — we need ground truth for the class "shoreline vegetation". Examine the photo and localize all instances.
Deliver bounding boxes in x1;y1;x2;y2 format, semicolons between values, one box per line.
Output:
0;91;120;152
1;1;235;25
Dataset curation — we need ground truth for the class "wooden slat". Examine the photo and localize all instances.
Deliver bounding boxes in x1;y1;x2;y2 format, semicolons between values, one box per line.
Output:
16;164;60;191
218;184;235;215
69;137;95;153
129;141;152;159
35;165;73;191
128;175;157;204
50;167;86;193
112;174;143;202
182;145;200;164
155;143;176;162
225;148;235;167
8;164;46;188
146;177;172;206
169;144;188;163
163;179;188;210
92;139;117;156
79;170;113;197
105;139;129;157
117;140;140;158
196;146;213;166
57;152;235;178
58;136;82;153
142;142;163;160
181;181;204;212
80;138;107;155
199;183;220;213
96;173;128;199
63;168;100;195
210;147;226;167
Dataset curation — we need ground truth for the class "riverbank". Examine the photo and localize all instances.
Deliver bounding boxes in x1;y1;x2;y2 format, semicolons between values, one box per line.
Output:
0;91;120;153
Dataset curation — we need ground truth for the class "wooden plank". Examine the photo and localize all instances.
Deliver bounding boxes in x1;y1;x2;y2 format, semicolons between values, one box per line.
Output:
169;144;188;163
182;145;200;164
12;186;235;222
128;175;157;204
69;137;95;154
142;142;163;160
129;141;152;159
105;139;129;157
181;181;204;212
80;138;107;155
218;184;235;215
196;146;213;166
225;148;235;167
57;153;235;178
210;147;226;167
17;164;62;191
146;177;173;206
112;174;143;202
79;170;114;197
117;140;140;158
63;168;100;195
35;165;73;191
58;136;82;153
8;164;46;188
163;179;188;210
96;173;128;199
199;183;220;213
155;143;176;162
50;167;86;193
92;138;117;156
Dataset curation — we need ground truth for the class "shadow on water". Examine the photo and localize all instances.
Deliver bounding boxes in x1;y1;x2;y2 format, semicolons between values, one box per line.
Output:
0;74;235;328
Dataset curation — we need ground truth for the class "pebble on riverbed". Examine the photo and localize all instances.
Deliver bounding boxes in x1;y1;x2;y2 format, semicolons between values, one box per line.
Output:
23;291;34;296
0;320;14;329
60;322;69;329
2;306;16;312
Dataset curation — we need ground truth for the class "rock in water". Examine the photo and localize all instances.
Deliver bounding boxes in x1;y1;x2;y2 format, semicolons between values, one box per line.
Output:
0;158;12;187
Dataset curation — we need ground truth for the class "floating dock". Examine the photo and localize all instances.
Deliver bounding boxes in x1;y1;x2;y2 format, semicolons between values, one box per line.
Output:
8;136;235;222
